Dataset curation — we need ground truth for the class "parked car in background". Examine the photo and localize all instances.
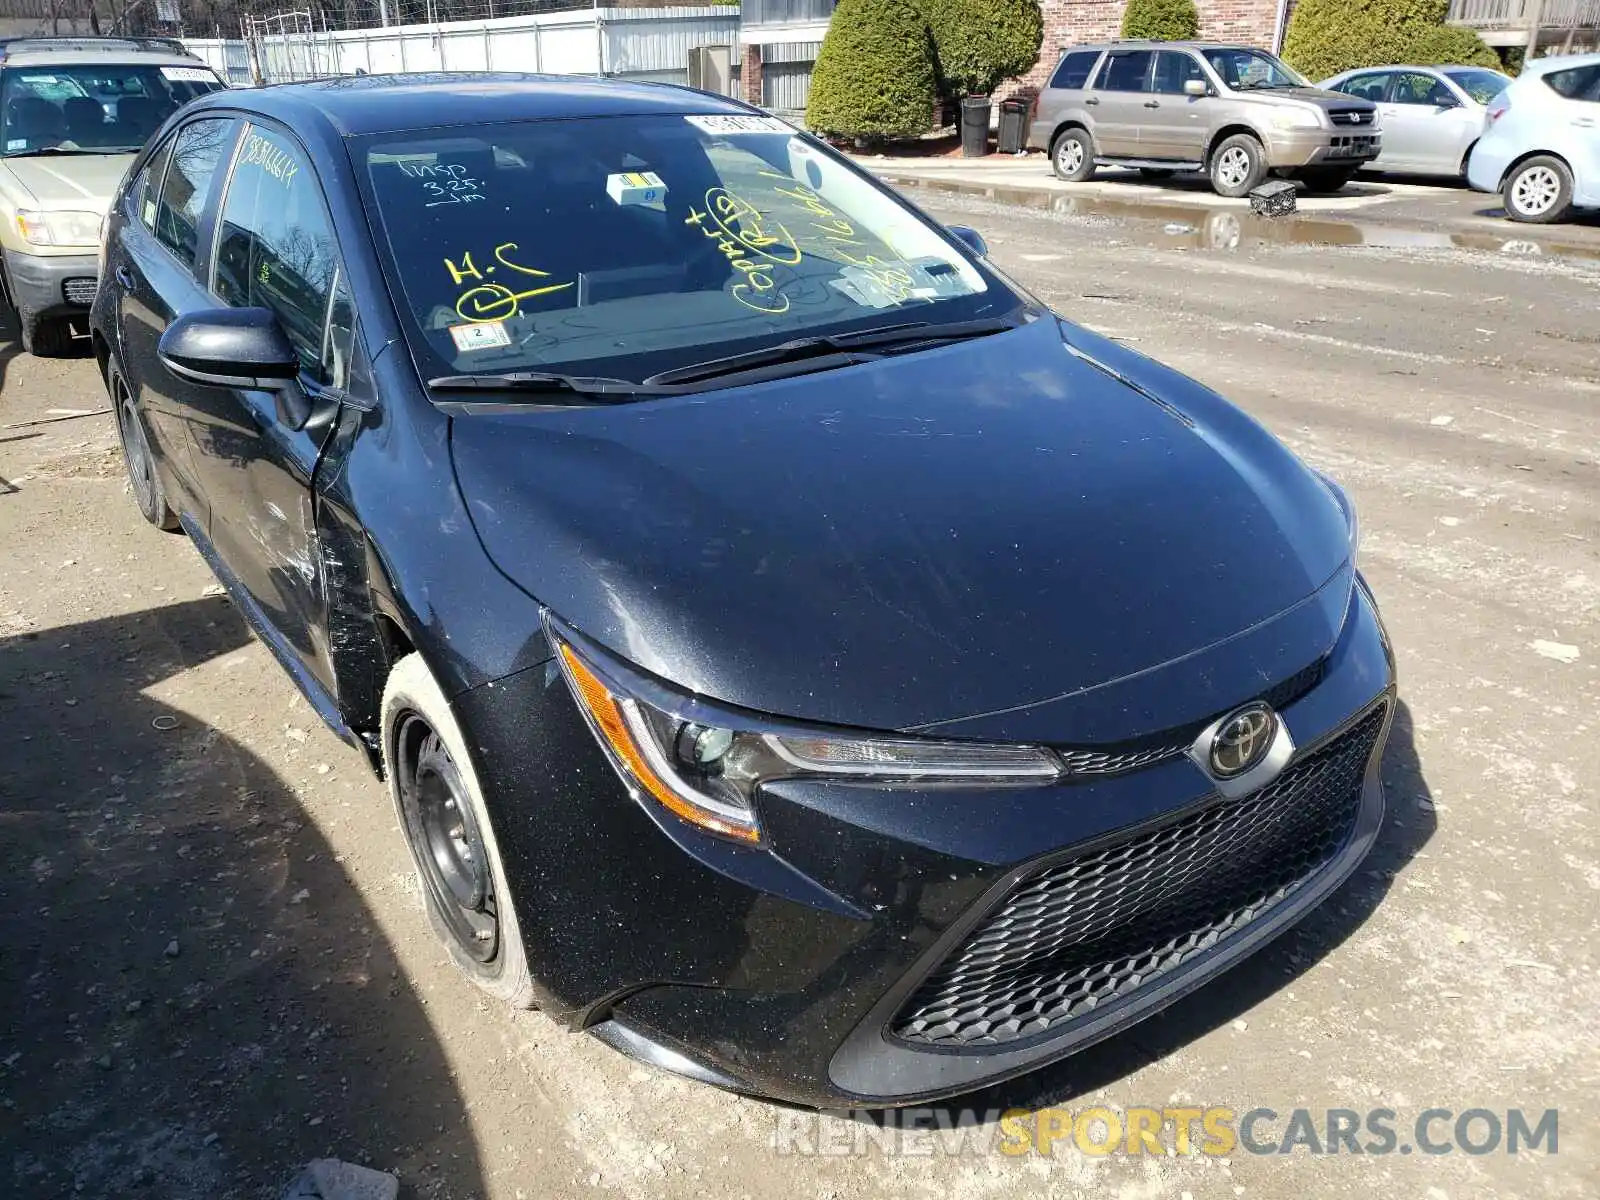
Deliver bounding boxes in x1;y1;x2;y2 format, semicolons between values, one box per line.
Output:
1028;42;1381;198
0;36;224;354
1320;64;1511;177
1468;53;1600;223
94;74;1393;1108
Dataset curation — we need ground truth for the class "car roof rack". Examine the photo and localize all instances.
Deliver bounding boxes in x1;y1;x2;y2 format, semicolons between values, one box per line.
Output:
0;35;197;62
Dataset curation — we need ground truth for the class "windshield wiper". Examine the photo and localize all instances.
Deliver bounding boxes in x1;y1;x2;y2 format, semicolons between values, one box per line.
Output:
3;146;108;157
644;316;1020;387
427;371;672;399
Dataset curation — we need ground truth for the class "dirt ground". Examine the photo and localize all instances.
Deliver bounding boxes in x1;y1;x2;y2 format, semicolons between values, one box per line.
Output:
2;194;1597;1199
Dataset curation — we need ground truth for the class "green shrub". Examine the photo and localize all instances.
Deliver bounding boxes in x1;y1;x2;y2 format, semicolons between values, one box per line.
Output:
807;0;937;139
1120;0;1199;41
1284;0;1498;81
921;0;1043;97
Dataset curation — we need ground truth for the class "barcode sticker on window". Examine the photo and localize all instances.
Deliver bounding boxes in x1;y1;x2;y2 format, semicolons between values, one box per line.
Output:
684;115;790;136
162;66;219;83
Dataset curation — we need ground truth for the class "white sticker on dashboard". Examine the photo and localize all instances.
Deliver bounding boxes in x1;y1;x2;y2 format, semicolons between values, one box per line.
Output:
162;66;220;82
684;115;790;136
448;321;512;352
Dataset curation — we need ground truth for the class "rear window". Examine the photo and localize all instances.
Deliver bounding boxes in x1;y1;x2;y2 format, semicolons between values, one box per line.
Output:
0;61;223;156
1049;50;1101;91
360;114;1016;385
1543;64;1600;101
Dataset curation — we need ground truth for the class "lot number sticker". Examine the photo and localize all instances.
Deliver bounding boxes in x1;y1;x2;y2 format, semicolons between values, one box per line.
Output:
685;115;790;136
448;321;513;352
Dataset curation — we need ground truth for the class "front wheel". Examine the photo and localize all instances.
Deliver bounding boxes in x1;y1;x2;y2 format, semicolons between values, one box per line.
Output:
1210;134;1268;199
383;652;537;1008
1502;156;1573;224
1051;128;1096;182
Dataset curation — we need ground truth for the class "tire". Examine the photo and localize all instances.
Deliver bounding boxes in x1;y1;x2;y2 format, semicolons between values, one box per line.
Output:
1051;128;1096;182
383;652;537;1008
1209;133;1268;199
1138;167;1176;180
22;314;73;357
110;367;181;531
1299;167;1356;194
1502;155;1573;224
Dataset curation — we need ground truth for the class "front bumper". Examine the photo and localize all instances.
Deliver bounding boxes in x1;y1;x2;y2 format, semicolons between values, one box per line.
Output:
459;577;1395;1108
1265;128;1382;168
2;248;99;323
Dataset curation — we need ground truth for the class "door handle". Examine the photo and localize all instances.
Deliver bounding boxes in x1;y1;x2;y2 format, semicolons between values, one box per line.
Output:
1084;96;1100;106
1576;117;1596;127
1144;100;1161;108
113;264;136;291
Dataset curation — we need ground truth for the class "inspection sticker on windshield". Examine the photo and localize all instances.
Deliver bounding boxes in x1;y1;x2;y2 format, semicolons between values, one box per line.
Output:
162;66;217;82
606;171;666;207
685;115;789;136
448;321;511;352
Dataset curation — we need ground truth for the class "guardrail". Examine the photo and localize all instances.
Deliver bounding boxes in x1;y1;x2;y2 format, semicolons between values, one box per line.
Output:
1447;0;1600;26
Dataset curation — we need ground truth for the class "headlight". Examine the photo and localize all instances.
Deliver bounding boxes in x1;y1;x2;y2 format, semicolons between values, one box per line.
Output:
16;208;103;248
1267;108;1323;131
551;626;1060;845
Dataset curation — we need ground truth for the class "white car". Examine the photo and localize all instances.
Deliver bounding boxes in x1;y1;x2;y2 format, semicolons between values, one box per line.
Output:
1320;63;1511;177
1467;53;1600;223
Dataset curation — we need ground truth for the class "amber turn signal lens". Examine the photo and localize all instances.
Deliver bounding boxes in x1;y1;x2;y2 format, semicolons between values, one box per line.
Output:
558;643;760;844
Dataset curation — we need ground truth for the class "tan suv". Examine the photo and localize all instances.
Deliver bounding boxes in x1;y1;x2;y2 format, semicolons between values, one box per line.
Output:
1027;42;1381;199
0;36;224;354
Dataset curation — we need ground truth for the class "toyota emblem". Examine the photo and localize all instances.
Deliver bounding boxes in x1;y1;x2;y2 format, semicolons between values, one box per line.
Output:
1207;704;1277;778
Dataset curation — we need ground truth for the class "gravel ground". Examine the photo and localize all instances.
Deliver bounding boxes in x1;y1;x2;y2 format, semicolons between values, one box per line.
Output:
2;195;1596;1199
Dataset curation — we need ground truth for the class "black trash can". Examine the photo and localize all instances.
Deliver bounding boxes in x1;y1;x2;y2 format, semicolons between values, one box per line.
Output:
997;97;1029;155
960;96;991;158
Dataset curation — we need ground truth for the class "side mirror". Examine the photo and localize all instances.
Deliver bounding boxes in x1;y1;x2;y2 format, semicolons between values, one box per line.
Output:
1184;79;1209;97
948;224;988;257
158;307;300;392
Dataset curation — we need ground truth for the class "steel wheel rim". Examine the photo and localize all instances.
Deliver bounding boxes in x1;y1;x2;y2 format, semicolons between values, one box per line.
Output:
1512;166;1558;215
1058;138;1084;174
117;385;157;516
1217;147;1251;188
396;713;498;962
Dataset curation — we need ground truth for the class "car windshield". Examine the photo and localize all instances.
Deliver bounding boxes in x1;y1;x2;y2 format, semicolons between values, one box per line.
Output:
0;61;223;156
1203;48;1308;90
1442;68;1511;104
358;113;1017;387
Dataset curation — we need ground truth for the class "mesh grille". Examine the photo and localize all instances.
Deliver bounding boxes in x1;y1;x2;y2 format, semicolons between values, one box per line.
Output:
893;703;1387;1048
62;277;97;306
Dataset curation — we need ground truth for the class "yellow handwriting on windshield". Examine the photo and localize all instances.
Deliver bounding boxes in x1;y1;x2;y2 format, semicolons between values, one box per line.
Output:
757;172;918;303
443;242;573;323
685;189;798;314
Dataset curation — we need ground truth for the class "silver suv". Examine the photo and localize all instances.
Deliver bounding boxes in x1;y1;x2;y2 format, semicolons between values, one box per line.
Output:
1027;42;1381;197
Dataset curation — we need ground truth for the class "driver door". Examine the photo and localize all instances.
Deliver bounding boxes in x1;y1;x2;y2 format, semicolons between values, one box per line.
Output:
179;121;355;704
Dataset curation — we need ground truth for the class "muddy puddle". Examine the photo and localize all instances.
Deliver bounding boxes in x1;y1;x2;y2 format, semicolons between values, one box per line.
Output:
886;175;1600;262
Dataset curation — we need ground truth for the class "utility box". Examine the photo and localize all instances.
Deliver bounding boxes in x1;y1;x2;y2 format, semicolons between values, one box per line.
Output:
1249;179;1297;217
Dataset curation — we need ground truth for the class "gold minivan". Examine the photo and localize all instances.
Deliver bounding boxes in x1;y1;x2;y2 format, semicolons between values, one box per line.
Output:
0;36;223;354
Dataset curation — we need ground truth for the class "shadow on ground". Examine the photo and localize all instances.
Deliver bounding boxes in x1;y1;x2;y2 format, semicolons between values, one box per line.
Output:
0;598;487;1199
848;698;1435;1124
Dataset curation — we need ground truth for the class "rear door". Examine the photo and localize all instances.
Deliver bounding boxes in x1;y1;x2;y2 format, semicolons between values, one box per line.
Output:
109;114;241;528
1086;49;1154;157
1144;50;1211;162
185;120;352;700
1541;63;1600;202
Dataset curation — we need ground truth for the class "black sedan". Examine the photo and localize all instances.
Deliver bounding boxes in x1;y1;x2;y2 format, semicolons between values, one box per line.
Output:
92;74;1395;1108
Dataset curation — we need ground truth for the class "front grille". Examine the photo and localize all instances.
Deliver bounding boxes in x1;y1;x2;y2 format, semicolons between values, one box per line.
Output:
1327;135;1378;159
1329;109;1374;127
892;703;1388;1048
1052;656;1326;780
62;276;97;306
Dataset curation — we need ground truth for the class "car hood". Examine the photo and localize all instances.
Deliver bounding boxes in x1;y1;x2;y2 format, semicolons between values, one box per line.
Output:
1255;86;1373;110
450;316;1355;741
0;152;133;210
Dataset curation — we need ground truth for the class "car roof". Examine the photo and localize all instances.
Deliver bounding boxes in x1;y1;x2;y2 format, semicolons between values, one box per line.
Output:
1516;51;1600;76
187;72;757;138
1065;41;1264;52
0;36;200;68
